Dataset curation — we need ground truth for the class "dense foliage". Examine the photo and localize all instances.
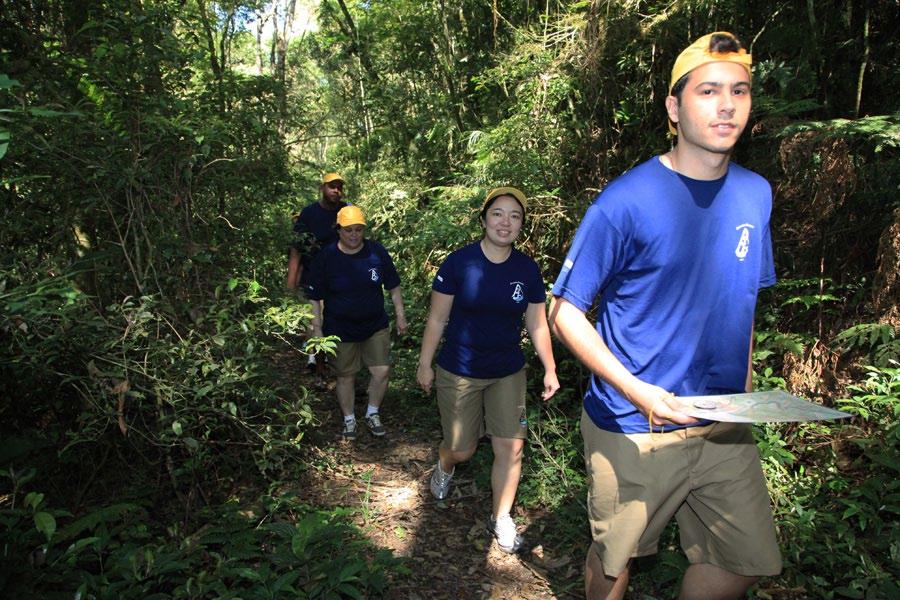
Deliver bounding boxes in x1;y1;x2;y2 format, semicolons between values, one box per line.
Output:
2;0;898;598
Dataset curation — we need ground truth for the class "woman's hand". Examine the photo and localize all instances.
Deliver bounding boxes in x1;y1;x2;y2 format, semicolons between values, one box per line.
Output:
541;370;560;401
416;363;435;393
395;314;409;335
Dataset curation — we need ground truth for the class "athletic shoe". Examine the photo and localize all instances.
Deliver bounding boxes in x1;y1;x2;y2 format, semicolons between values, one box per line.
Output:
430;460;454;500
487;514;524;554
342;420;357;441
365;413;386;437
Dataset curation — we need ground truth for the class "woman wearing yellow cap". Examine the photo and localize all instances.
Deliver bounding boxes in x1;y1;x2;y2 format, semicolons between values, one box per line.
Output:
307;205;408;440
416;187;559;553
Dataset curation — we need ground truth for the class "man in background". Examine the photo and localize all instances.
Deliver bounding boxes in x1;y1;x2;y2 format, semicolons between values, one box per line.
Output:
287;172;348;372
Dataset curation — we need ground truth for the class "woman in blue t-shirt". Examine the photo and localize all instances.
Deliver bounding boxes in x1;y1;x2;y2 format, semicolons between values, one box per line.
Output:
307;205;408;441
416;187;559;553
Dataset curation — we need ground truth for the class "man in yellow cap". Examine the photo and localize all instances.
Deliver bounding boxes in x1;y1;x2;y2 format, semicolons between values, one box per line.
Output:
549;32;781;598
288;172;348;373
287;172;347;291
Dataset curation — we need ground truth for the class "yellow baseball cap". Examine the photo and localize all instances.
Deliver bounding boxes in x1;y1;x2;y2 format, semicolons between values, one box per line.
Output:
668;32;752;134
336;205;366;227
482;186;528;213
322;172;344;184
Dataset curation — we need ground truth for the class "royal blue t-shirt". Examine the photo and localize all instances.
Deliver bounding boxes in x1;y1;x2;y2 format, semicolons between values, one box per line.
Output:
434;242;546;379
292;201;347;284
552;157;776;433
306;239;401;343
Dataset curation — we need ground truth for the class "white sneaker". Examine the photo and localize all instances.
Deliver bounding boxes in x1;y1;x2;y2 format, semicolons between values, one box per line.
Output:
365;413;386;436
487;514;524;554
342;419;357;441
430;460;454;500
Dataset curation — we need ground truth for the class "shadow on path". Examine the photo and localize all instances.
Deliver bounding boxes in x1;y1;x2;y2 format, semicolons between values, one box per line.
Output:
291;364;585;599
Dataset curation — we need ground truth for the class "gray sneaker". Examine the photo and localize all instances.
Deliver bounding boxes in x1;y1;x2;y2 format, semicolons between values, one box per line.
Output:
342;419;357;441
487;514;524;554
430;460;454;500
365;413;386;437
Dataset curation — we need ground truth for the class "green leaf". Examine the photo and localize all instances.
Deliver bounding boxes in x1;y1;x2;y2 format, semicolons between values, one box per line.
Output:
833;586;864;599
24;491;44;510
336;583;364;599
338;561;363;582
0;74;21;89
28;107;82;118
34;511;56;540
233;567;262;581
0;129;9;160
291;531;309;558
172;420;183;436
66;536;101;554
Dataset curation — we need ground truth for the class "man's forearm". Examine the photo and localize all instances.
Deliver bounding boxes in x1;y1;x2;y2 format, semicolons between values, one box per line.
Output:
548;296;638;397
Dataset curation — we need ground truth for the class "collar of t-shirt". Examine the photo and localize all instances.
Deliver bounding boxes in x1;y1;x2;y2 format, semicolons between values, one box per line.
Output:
676;171;727;208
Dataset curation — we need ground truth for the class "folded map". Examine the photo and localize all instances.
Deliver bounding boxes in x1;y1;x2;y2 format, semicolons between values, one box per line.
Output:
674;390;851;423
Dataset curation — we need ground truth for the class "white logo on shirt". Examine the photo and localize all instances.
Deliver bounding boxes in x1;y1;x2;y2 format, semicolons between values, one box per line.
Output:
734;223;754;261
511;282;524;303
369;268;380;282
436;275;444;282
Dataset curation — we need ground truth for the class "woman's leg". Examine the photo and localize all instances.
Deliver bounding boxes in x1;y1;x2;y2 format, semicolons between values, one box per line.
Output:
438;444;477;472
490;436;524;517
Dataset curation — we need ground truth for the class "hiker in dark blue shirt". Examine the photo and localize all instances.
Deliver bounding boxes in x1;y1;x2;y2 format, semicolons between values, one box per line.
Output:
416;187;559;554
307;205;407;441
287;172;348;291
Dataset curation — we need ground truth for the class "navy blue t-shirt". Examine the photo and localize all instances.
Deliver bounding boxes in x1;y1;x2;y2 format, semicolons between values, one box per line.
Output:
552;157;776;433
434;242;546;379
306;239;401;343
292;201;347;284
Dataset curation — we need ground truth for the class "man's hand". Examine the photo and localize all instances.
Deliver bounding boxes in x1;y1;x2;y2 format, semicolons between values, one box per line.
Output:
624;380;698;427
416;363;435;394
395;314;409;335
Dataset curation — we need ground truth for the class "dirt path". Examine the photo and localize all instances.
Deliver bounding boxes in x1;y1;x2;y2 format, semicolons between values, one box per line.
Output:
294;374;583;600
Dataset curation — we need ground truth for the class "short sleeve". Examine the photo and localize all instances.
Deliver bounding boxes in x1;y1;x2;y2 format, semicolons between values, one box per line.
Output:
759;223;776;288
524;257;547;304
305;251;327;300
551;202;627;312
378;244;402;290
432;252;459;295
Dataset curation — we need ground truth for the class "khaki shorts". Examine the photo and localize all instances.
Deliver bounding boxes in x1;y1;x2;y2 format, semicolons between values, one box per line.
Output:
332;327;391;376
581;410;782;578
436;366;527;451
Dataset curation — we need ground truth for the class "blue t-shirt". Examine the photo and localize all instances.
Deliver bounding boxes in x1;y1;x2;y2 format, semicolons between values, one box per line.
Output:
434;242;547;379
306;239;401;343
552;157;776;433
292;201;347;284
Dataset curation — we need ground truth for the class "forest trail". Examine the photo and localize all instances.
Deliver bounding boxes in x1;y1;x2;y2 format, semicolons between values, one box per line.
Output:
290;359;583;600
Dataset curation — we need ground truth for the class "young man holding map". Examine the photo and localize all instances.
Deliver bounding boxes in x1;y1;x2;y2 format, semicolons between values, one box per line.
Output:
548;32;783;599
